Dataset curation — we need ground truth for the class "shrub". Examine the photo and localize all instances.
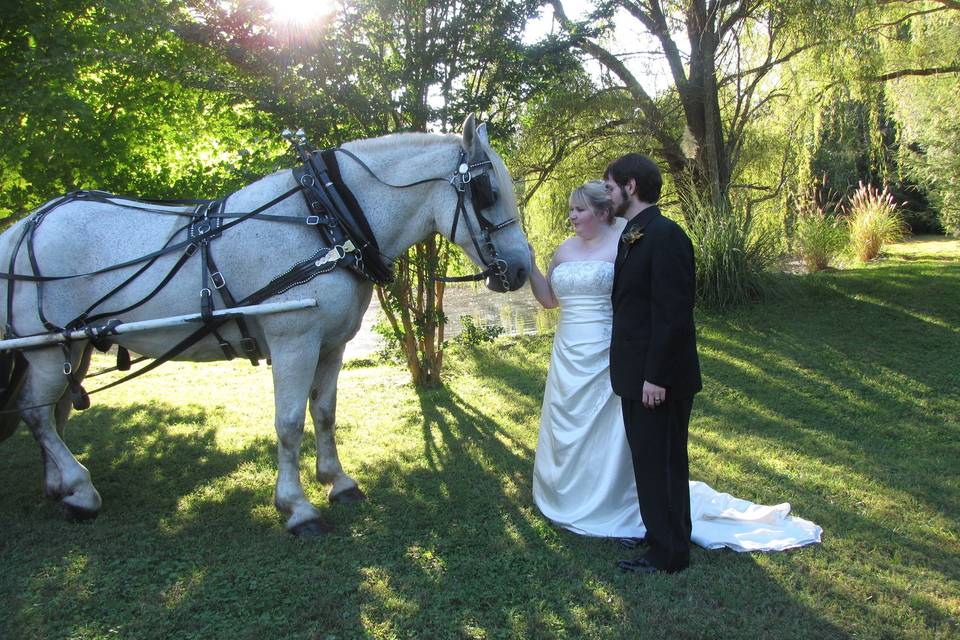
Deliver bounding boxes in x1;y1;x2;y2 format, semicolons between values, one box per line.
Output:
454;315;504;345
682;190;781;310
793;184;847;272
846;182;905;262
936;191;960;237
372;316;407;365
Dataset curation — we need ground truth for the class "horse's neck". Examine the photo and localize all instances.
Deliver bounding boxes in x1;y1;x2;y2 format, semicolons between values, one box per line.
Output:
338;135;461;260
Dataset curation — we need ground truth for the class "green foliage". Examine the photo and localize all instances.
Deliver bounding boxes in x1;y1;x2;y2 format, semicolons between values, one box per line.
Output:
846;182;904;261
0;0;278;222
796;216;847;273
681;188;781;310
792;183;847;271
879;8;960;236
372;315;408;365
453;315;504;345
889;72;960;236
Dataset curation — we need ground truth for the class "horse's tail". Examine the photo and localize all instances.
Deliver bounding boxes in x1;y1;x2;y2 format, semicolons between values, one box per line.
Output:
0;351;28;443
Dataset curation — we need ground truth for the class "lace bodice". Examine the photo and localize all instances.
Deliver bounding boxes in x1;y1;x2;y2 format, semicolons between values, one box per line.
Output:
550;260;614;298
549;261;614;340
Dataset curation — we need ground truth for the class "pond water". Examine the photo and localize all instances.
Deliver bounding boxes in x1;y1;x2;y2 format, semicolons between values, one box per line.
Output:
342;284;559;360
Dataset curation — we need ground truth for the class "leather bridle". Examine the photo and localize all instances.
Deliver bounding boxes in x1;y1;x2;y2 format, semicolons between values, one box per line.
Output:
437;147;518;289
334;144;519;289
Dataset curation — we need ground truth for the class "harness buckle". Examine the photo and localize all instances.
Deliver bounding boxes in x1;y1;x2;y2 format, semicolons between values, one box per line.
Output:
218;340;237;360
306;215;321;225
239;337;260;358
185;243;199;257
62;362;73;376
211;272;226;289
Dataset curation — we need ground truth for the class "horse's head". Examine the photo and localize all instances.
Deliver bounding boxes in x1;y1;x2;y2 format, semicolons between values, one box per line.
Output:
441;115;530;293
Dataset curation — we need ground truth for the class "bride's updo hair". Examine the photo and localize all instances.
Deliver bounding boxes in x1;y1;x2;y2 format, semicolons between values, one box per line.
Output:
570;180;614;225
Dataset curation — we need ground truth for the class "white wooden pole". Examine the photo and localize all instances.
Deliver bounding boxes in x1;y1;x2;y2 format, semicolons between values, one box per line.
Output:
0;298;318;352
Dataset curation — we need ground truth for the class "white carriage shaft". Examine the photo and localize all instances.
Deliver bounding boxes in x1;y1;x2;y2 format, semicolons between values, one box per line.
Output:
0;298;319;351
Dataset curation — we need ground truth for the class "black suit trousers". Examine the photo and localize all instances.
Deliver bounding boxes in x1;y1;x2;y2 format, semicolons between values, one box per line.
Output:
621;395;694;572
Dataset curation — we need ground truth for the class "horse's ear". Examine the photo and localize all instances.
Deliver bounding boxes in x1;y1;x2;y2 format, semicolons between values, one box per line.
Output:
461;114;477;155
476;122;489;147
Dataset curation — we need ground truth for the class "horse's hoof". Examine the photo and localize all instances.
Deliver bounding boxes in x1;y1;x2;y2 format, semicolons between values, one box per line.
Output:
62;502;99;523
289;518;333;538
330;486;366;504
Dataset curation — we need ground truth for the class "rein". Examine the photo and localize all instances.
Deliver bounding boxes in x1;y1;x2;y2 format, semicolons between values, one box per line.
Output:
333;144;517;289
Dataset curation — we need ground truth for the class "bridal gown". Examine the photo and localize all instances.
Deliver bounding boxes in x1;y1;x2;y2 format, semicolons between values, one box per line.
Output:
532;260;822;552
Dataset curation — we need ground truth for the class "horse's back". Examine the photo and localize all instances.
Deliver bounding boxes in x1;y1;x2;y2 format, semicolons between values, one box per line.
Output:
0;177;374;360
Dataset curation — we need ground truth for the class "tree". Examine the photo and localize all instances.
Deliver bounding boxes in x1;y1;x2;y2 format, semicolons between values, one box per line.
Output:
544;0;855;214
179;0;564;386
0;0;273;223
869;2;960;234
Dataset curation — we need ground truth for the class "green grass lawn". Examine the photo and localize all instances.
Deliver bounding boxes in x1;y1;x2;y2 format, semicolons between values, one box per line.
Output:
1;238;957;640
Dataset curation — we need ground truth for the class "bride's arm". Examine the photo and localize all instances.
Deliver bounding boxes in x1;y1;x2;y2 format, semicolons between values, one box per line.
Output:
528;244;559;309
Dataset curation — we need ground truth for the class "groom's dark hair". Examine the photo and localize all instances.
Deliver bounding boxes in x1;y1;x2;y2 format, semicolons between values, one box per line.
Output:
604;153;662;203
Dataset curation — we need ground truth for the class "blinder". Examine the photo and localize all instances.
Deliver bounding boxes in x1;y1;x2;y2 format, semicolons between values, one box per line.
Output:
441;148;517;289
469;172;498;213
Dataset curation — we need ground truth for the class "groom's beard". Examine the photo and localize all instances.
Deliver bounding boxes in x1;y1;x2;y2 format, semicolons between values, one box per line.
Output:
613;186;631;218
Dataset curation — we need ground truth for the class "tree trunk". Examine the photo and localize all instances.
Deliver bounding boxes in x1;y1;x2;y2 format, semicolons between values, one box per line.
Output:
376;236;450;388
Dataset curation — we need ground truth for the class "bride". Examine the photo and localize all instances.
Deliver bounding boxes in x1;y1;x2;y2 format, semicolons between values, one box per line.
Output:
527;180;821;553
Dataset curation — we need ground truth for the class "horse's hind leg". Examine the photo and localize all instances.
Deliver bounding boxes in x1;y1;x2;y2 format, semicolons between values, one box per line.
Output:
53;343;93;437
310;345;364;503
20;347;101;520
43;343;94;497
270;336;330;537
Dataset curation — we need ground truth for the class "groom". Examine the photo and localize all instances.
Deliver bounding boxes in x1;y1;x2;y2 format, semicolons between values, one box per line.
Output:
605;154;702;575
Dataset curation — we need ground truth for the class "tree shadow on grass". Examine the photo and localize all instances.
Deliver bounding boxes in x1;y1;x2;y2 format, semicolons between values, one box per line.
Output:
686;265;960;635
0;401;370;640
696;267;959;511
320;378;850;640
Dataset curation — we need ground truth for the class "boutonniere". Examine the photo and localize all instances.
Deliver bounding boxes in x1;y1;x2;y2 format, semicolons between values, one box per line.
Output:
621;226;644;245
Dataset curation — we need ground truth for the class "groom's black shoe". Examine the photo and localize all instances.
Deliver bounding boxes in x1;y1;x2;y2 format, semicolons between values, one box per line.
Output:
617;537;648;550
617;557;677;575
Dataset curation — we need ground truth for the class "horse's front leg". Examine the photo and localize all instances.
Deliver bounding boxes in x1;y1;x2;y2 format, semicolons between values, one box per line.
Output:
270;337;331;537
310;345;365;503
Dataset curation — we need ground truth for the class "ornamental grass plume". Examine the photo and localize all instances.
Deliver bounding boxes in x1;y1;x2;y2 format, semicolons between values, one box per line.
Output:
846;182;905;262
793;182;846;272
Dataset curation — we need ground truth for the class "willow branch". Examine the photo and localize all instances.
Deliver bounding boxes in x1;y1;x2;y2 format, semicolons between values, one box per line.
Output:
870;65;960;81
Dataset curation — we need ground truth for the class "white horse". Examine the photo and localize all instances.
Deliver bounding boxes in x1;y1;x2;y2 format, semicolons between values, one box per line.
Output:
0;116;530;536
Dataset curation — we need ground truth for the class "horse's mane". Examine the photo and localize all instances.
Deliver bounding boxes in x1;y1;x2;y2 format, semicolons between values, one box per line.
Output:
347;131;459;153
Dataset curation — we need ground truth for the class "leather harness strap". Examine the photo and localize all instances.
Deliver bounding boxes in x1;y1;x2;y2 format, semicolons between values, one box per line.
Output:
0;129;516;411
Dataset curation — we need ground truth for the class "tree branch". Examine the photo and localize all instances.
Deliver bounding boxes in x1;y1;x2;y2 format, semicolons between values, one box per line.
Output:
549;0;684;164
870;65;960;81
881;0;960;9
619;0;689;89
875;6;947;28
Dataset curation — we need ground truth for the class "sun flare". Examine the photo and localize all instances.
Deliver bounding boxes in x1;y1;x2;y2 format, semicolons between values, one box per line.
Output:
266;0;337;25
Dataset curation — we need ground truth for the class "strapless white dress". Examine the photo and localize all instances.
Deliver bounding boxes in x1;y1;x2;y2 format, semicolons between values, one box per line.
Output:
532;260;822;551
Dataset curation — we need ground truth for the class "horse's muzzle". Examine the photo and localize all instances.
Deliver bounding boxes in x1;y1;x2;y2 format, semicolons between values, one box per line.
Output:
485;252;529;292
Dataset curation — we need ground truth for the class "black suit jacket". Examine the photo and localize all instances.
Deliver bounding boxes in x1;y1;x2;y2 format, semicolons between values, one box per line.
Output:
610;205;702;399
